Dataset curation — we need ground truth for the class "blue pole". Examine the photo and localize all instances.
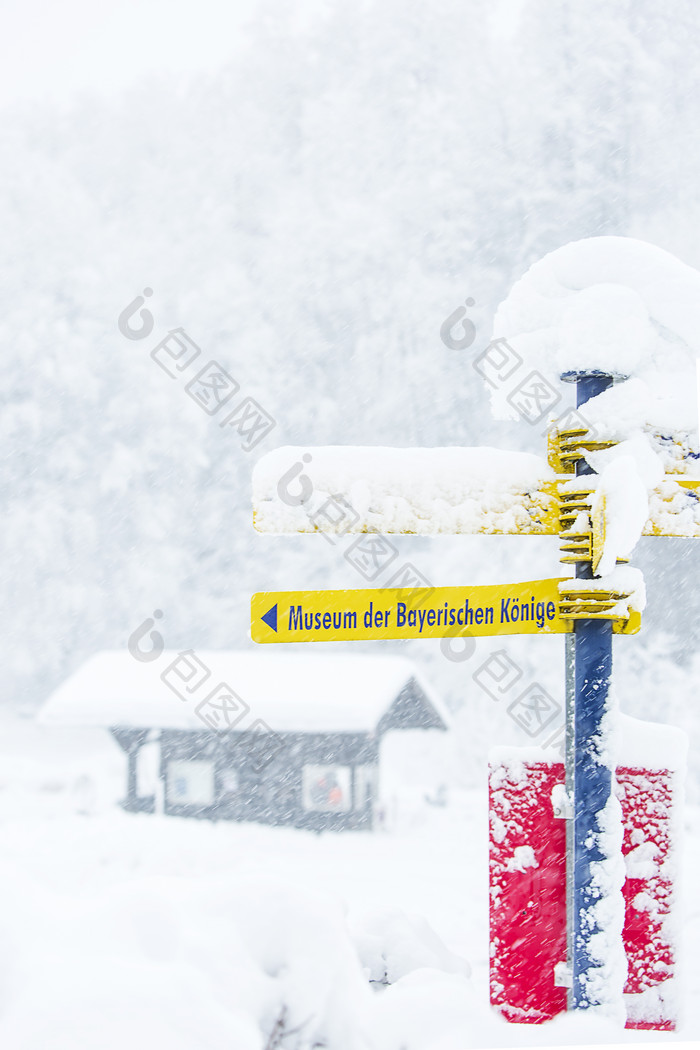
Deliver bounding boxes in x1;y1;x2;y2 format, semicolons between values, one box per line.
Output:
567;371;614;1009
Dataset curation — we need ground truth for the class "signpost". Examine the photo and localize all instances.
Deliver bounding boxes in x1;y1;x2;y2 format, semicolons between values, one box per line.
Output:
565;371;616;1012
250;367;697;1030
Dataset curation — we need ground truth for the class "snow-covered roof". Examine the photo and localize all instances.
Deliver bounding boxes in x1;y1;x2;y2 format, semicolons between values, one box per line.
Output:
38;650;449;734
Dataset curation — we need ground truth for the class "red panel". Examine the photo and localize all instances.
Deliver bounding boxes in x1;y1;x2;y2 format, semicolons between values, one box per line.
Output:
489;761;568;1023
489;760;677;1030
617;767;676;1031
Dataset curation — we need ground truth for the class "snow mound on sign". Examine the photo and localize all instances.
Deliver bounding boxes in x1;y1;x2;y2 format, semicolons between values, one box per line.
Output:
253;445;554;535
490;236;700;435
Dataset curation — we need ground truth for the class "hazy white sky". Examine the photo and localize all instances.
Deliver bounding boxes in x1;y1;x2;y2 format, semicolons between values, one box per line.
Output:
0;0;263;108
0;0;524;110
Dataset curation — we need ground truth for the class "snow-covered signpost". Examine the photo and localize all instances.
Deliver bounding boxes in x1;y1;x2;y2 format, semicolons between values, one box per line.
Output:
250;237;700;1031
563;368;618;1015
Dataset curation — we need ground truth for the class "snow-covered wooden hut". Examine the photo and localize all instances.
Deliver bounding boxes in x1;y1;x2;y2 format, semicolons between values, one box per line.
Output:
39;650;449;831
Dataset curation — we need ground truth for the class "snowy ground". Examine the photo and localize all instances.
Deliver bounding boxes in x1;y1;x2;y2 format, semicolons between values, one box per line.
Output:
0;709;697;1049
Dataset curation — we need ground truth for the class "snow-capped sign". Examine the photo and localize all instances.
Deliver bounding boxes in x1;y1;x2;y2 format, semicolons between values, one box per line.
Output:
251;580;570;644
253;445;559;536
253;443;700;541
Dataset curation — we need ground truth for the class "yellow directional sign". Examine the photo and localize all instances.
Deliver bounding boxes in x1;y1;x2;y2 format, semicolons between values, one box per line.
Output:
252;579;571;644
253;443;700;541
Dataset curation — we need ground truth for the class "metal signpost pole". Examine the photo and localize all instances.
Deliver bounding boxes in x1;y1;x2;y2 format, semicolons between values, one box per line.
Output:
567;370;614;1009
564;630;576;1010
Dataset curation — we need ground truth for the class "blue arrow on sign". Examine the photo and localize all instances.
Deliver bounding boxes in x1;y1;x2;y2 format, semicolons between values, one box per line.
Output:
261;603;278;632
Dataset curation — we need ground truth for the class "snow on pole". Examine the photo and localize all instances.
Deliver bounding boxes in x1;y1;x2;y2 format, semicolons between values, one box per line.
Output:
564;631;575;1007
566;370;627;1018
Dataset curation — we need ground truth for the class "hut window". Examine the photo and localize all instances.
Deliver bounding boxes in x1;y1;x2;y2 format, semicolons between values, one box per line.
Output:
219;767;239;796
302;764;351;812
166;759;215;806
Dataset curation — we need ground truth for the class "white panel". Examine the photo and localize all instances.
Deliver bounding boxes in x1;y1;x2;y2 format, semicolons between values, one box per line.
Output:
166;758;215;806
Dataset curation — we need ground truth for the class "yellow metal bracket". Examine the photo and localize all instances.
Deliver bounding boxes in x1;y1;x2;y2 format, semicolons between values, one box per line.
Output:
549;424;637;632
557;584;642;635
547;426;619;475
